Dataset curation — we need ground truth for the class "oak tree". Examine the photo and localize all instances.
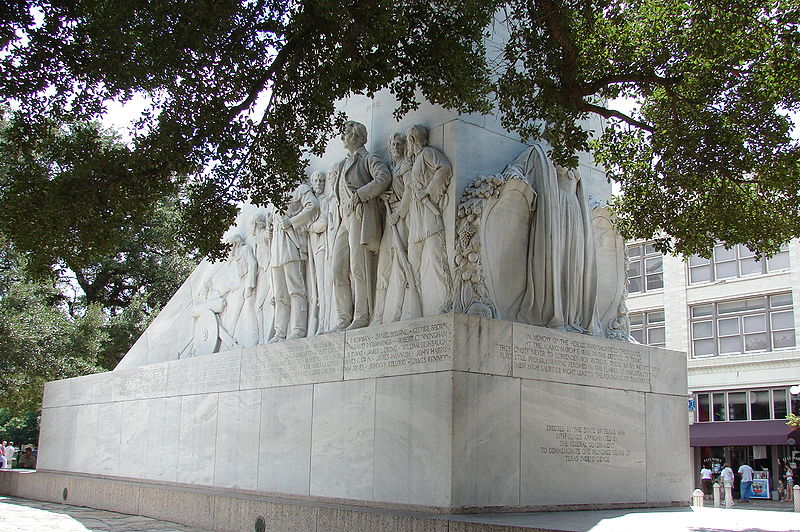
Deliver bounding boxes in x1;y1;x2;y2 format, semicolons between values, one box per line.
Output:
1;0;798;262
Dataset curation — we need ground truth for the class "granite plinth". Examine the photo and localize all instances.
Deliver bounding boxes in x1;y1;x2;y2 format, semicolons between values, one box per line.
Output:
39;314;689;512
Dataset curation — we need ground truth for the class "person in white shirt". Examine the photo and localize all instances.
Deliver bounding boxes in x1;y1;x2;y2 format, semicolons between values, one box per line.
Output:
3;442;14;469
700;466;713;497
738;462;754;502
720;464;735;487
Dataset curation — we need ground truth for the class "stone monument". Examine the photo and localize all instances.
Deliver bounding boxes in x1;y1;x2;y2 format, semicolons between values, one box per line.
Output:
27;90;690;525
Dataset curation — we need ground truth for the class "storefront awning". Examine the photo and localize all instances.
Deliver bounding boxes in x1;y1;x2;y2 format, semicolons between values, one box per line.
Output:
690;420;793;447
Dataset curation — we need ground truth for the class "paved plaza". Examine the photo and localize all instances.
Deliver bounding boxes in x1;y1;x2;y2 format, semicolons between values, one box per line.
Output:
0;496;210;532
1;494;800;531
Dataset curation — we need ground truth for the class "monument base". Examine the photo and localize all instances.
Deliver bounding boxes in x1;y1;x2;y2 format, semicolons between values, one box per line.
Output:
37;314;691;513
0;469;687;532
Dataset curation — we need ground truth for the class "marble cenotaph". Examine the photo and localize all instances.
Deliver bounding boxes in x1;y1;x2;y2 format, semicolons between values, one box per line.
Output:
29;90;690;520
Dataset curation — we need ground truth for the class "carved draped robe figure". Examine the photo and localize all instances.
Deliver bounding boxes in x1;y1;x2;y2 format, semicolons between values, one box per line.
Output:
514;144;600;334
270;184;319;341
396;124;453;318
372;132;415;325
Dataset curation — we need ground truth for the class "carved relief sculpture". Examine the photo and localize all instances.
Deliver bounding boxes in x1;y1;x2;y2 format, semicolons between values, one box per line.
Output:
513;145;601;334
250;211;275;343
331;120;392;330
270;184;319;341
372;132;418;324
185;276;227;357
176;127;628;356
395;124;453;318
221;233;260;347
453;169;535;319
307;171;329;336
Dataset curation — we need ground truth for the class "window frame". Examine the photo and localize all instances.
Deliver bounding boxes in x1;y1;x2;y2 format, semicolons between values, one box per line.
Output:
688;244;790;285
694;388;790;423
629;309;666;348
689;293;796;358
626;242;664;294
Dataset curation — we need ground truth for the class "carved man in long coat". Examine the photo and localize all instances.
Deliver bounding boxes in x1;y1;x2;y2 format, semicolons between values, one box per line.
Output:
249;210;274;343
331;120;392;330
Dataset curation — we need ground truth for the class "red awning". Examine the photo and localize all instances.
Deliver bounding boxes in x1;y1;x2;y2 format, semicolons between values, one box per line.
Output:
690;420;793;447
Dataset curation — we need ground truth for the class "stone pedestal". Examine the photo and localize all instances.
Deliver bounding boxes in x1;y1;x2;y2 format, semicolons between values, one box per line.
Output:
38;314;690;512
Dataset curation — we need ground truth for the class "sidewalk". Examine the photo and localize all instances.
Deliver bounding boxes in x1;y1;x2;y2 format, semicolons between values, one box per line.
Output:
1;494;800;532
0;496;210;532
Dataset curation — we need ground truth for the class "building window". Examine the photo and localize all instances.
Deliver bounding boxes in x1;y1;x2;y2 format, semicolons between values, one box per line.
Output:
688;243;790;284
630;310;666;347
690;293;795;357
695;388;792;422
627;242;663;294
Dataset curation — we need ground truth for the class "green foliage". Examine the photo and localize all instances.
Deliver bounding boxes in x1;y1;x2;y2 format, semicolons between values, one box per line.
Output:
786;413;800;427
0;274;105;412
0;409;40;448
0;191;195;409
0;0;798;261
0;0;498;266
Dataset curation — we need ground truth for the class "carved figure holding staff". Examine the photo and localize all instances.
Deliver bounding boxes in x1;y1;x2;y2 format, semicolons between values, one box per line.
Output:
373;132;419;324
307;170;330;336
394;124;453;317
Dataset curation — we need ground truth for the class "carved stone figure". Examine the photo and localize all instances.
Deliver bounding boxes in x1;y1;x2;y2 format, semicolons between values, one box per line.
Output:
452;171;535;320
514;145;600;334
372;132;418;324
307;171;329;336
270;184;319;341
249;210;275;343
395;124;453;317
185;276;227;357
331;120;392;330
222;233;260;347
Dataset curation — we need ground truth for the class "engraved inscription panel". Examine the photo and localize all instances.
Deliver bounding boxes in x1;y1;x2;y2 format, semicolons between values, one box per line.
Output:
167;350;241;396
112;363;168;402
240;333;344;389
344;315;454;380
512;323;650;391
540;424;630;465
521;380;646;505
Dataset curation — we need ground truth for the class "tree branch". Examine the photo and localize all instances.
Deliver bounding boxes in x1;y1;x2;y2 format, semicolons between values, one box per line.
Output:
581;102;655;132
579;73;683;96
535;0;579;97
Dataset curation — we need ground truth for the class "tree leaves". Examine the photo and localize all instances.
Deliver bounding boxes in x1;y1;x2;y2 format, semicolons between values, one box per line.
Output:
1;0;798;260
